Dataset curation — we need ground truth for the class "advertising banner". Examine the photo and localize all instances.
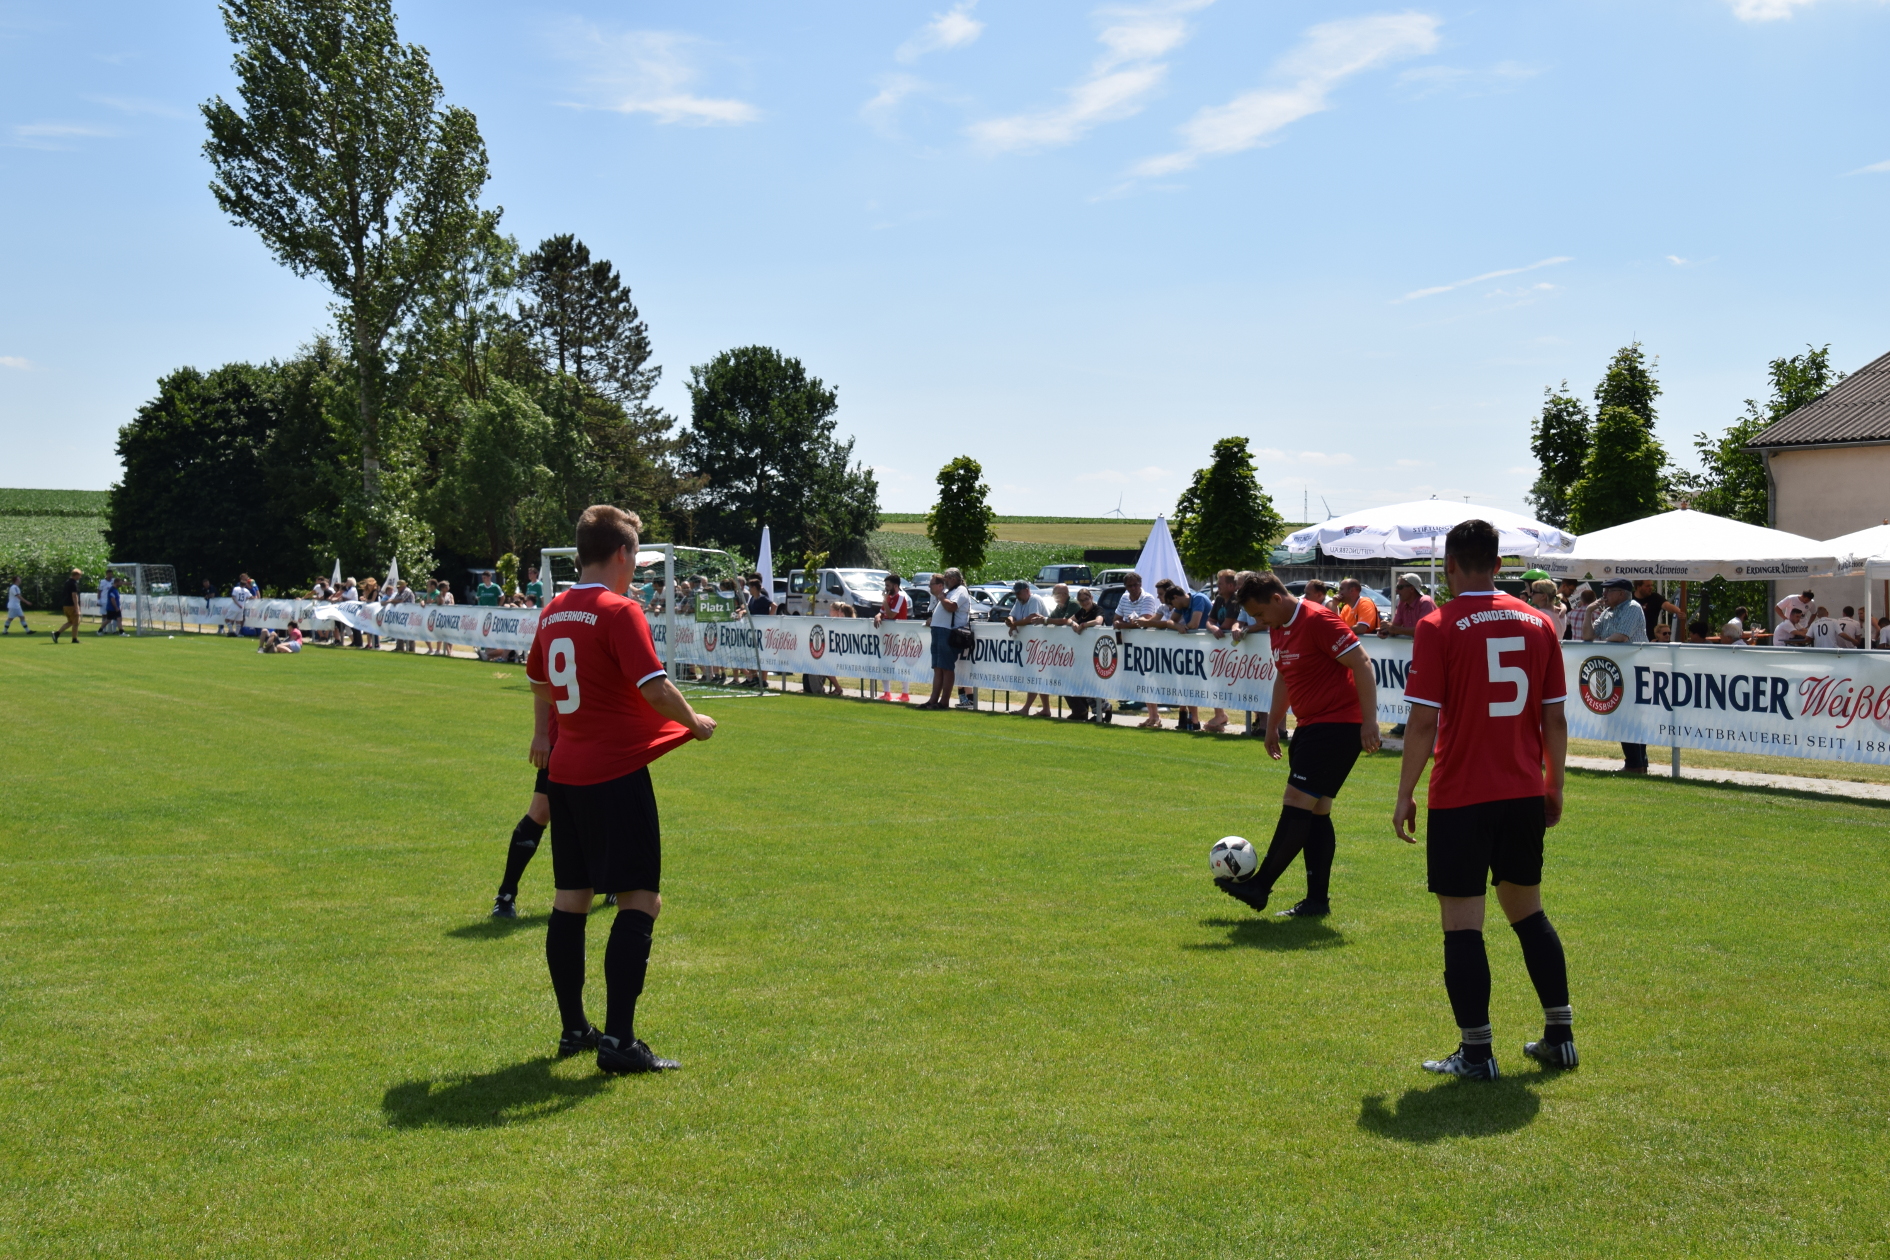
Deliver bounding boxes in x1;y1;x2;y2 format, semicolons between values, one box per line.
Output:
91;595;1890;768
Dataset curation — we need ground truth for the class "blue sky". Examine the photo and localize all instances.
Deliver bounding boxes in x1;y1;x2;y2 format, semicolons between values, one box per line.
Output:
4;0;1890;519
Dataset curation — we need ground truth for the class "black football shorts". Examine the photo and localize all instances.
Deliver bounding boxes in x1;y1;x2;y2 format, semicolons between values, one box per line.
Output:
1286;722;1363;799
546;767;662;894
1426;795;1546;897
533;765;551;797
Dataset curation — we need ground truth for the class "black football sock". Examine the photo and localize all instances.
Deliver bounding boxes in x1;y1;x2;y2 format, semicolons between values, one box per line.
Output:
1511;910;1573;1043
498;816;545;897
545;909;590;1033
604;908;655;1043
1253;806;1316;894
1443;929;1493;1062
1302;813;1336;907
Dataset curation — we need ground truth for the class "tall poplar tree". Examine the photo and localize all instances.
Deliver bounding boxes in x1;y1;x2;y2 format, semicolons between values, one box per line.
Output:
202;0;492;551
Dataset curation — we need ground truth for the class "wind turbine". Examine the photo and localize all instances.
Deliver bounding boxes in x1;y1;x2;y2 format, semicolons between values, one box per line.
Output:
1103;492;1127;519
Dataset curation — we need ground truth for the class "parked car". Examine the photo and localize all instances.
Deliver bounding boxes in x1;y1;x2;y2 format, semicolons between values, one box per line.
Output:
1095;568;1134;587
1036;563;1093;585
901;583;933;620
785;567;893;616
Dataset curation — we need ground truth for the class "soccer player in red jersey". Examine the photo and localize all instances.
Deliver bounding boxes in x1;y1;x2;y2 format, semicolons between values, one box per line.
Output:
489;713;555;920
524;505;717;1075
1393;519;1575;1080
1217;572;1381;918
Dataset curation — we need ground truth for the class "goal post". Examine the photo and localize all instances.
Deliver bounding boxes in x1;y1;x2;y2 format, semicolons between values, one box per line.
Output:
105;562;176;636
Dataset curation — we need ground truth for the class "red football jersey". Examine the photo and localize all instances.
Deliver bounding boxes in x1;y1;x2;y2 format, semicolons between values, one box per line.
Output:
1270;598;1364;725
525;584;693;786
1404;590;1567;809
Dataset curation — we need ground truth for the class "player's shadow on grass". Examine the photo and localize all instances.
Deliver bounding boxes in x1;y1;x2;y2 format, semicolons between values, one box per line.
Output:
1187;916;1347;952
382;1057;608;1129
1356;1075;1543;1143
446;913;549;941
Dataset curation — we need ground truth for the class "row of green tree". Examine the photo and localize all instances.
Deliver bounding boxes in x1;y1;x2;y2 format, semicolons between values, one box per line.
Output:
105;0;876;595
1527;341;1840;532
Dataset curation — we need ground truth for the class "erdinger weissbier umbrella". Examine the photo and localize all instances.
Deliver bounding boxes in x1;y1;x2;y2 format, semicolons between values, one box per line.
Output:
1536;510;1836;583
1284;501;1574;562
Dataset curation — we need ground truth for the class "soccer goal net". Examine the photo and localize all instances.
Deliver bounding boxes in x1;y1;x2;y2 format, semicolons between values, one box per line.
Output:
106;563;176;636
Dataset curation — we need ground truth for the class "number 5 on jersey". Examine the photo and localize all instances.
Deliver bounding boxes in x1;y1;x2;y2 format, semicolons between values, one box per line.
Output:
548;637;581;713
1486;636;1528;717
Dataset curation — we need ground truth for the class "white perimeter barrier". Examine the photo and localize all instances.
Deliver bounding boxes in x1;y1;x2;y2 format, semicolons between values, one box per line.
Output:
90;597;1890;767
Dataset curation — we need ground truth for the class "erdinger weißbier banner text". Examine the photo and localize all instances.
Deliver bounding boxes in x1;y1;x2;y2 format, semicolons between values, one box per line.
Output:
96;597;1890;767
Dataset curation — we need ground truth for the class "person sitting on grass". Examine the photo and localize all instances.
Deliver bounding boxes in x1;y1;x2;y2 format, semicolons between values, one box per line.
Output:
259;621;303;654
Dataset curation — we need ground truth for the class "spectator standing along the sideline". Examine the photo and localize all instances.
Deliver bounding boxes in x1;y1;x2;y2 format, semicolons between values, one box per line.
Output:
925;569;974;710
1337;579;1379;634
872;573;911;703
1202;570;1245;733
1113;572;1163;628
1005;580;1053;717
1154;583;1210;731
1583;578;1649;773
1378;574;1436;639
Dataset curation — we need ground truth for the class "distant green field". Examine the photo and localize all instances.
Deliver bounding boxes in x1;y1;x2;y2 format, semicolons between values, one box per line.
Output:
870;531;1090;584
879;513;1155;526
0;487;110;517
4;632;1889;1256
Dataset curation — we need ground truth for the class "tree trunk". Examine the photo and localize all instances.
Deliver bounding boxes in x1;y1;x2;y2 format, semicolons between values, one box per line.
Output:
355;336;381;556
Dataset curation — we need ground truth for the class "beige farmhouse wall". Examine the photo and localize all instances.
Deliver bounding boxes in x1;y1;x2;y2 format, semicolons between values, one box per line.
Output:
1770;444;1890;620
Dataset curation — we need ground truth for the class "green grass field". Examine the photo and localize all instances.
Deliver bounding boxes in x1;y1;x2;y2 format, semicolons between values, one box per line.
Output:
3;634;1888;1257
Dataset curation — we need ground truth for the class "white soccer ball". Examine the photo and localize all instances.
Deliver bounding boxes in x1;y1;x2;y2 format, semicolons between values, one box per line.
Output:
1209;836;1257;881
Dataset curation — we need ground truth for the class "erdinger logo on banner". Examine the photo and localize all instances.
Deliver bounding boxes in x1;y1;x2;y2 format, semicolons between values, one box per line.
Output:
1092;635;1119;679
481;612;493;637
809;623;826;660
703;627;717;653
1579;656;1624;715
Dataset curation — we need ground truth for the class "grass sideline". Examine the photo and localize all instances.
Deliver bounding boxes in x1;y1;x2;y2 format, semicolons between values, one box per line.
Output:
3;633;1888;1256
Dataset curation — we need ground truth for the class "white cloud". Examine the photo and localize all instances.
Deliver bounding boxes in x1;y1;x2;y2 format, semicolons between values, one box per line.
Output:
1396;458;1432;468
0;355;31;370
551;22;759;126
970;0;1213;152
7;121;115;150
862;73;926;133
897;2;984;62
1396;60;1539;98
1130;12;1439;178
85;95;190;119
1728;0;1819;19
1397;255;1571;302
1297;451;1355;467
1845;158;1890;175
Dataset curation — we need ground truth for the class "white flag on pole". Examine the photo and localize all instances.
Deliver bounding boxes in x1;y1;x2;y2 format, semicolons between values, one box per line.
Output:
757;526;774;606
383;556;400;596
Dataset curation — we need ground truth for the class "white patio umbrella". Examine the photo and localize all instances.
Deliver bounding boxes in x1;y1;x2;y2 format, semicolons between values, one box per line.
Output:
756;526;774;604
1534;510;1837;582
1134;515;1190;589
1284;501;1576;561
1823;520;1890;636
